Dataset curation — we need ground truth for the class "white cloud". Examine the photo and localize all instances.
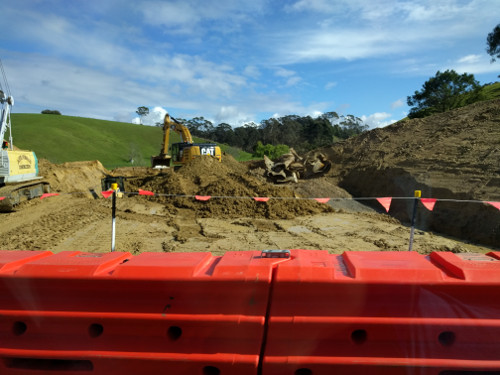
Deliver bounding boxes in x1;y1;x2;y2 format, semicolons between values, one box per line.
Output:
278;1;499;64
244;65;261;79
214;106;255;126
140;0;267;34
286;0;337;13
274;67;302;87
450;54;499;75
361;112;395;128
141;2;200;32
285;76;302;87
134;106;168;126
309;110;323;118
458;54;481;64
275;67;296;77
325;81;337;90
391;99;404;110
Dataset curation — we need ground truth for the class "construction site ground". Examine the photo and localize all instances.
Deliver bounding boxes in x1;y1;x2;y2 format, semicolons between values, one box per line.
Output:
0;158;495;256
1;99;499;254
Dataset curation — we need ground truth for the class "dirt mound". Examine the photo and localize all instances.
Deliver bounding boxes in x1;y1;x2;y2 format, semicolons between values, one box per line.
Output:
124;155;333;219
320;98;500;246
39;159;108;197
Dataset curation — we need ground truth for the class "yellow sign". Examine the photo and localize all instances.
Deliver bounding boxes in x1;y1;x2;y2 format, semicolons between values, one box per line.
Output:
9;150;36;176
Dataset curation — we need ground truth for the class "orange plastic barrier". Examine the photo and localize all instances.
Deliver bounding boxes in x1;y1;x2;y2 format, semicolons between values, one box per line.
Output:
262;250;500;375
0;250;286;375
1;250;500;374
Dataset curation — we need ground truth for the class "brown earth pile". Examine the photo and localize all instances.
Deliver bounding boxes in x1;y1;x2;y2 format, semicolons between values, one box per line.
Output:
122;155;333;220
319;99;500;246
39;159;108;197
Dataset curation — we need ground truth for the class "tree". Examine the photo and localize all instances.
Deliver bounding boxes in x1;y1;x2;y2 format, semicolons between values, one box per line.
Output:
233;125;261;152
136;106;149;125
185;117;214;139
214;123;235;144
41;109;61;115
252;141;289;159
407;70;482;118
486;23;500;62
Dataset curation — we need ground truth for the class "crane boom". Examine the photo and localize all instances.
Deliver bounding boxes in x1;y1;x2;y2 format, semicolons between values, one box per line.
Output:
0;91;13;149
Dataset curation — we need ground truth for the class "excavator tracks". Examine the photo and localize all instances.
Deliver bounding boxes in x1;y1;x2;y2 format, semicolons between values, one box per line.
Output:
0;180;50;212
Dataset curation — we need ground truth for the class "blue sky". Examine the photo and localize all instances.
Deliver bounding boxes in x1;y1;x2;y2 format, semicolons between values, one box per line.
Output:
1;0;499;128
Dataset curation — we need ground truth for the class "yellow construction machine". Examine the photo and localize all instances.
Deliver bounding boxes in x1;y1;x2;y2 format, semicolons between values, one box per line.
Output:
0;66;50;211
151;113;222;168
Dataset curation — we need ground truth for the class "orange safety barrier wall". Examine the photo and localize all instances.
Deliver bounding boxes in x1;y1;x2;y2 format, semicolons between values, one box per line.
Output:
1;250;500;375
262;250;500;375
0;250;287;375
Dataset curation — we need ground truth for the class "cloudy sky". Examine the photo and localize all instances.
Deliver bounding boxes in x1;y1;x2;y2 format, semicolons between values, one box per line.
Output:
1;0;499;128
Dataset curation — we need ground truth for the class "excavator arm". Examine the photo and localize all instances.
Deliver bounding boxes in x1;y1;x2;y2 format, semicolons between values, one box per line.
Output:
158;117;171;158
160;114;194;155
169;115;193;144
152;114;195;168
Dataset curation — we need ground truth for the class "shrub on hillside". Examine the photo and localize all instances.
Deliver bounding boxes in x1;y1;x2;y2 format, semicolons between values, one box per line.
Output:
41;109;61;115
252;141;289;159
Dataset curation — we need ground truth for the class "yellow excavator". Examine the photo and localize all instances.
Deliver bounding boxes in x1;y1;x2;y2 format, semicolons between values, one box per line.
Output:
151;113;222;168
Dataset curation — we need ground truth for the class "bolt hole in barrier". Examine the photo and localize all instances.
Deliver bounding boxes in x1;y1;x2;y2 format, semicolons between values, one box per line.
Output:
295;368;313;375
438;331;456;347
350;329;367;345
202;365;221;375
88;323;104;338
12;321;27;336
167;326;182;341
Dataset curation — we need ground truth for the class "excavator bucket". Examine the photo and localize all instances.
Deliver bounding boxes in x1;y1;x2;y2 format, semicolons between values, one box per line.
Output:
151;155;172;169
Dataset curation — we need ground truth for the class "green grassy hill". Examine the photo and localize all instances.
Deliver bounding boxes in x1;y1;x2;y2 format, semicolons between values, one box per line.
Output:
9;114;252;169
481;81;500;99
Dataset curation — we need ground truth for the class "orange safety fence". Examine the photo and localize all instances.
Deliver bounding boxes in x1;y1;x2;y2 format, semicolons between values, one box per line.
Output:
0;250;500;374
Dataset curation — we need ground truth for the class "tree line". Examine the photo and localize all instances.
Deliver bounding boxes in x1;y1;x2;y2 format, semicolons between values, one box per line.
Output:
178;112;368;154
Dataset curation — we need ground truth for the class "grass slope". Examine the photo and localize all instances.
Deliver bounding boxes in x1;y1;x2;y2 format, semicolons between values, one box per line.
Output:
481;81;500;99
10;114;252;168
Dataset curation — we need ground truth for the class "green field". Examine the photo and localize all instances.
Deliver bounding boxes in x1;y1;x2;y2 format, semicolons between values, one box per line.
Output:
9;114;253;169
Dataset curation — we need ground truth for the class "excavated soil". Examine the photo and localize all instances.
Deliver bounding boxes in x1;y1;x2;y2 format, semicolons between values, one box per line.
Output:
0;99;498;254
319;98;500;246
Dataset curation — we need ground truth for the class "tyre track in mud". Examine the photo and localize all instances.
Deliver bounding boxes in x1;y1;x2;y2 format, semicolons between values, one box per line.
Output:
0;196;109;251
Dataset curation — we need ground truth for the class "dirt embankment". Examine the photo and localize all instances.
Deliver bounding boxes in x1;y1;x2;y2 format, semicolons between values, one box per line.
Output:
319;99;500;246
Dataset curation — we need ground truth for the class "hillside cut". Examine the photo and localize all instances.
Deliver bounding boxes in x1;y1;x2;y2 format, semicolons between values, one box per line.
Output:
322;99;500;246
